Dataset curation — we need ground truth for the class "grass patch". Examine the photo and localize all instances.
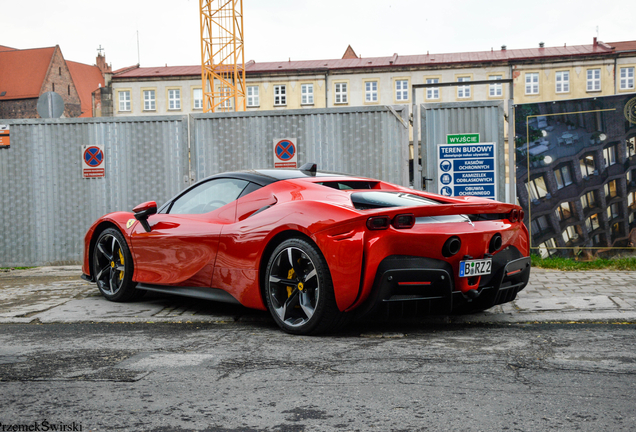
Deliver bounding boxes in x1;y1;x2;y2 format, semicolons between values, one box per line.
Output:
0;267;35;270
531;255;636;271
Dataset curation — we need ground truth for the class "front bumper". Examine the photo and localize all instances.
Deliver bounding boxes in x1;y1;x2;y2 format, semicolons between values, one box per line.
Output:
357;246;530;318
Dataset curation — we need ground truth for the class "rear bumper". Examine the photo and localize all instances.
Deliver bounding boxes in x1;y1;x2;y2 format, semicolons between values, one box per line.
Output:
357;247;530;318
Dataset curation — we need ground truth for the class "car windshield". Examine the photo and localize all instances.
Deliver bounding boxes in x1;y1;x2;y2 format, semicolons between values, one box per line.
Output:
351;192;440;209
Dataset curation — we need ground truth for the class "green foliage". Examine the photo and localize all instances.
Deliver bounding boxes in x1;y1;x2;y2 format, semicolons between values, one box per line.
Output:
531;255;636;271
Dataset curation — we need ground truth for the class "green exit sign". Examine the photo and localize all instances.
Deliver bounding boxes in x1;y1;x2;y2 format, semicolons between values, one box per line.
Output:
447;133;480;144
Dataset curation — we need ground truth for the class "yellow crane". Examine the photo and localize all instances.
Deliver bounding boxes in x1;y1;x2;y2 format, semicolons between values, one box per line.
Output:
200;0;246;112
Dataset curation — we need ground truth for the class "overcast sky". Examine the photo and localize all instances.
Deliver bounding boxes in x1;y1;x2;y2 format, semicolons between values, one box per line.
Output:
4;0;635;69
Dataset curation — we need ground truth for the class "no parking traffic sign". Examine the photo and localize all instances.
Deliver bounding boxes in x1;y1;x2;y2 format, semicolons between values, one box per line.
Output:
273;138;297;168
82;145;105;178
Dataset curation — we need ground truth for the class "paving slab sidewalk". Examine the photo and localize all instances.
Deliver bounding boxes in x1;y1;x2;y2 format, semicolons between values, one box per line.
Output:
1;266;636;325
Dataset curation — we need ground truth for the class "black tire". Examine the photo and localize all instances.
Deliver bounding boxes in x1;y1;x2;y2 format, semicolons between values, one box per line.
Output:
264;238;345;335
92;228;145;302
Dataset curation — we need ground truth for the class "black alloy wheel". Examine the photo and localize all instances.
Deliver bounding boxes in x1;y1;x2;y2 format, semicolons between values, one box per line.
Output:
265;238;344;335
92;228;144;302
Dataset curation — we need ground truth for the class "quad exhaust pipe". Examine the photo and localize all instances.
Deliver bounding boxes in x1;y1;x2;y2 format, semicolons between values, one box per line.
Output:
442;236;461;257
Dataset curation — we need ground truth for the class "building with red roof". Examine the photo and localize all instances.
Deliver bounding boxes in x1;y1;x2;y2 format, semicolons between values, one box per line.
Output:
106;39;636;118
0;45;105;119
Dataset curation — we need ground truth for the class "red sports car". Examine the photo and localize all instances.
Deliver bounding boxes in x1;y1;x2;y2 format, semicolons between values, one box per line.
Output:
82;164;530;334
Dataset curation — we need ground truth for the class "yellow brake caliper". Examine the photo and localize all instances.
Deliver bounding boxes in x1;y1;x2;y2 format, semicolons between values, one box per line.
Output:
118;249;125;280
286;268;296;297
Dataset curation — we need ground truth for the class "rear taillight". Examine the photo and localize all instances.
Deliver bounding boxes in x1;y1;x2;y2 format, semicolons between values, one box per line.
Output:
367;216;390;230
392;213;415;229
519;210;525;222
509;209;519;222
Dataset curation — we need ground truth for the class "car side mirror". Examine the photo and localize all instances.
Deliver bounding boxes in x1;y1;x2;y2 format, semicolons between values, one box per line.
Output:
133;201;157;232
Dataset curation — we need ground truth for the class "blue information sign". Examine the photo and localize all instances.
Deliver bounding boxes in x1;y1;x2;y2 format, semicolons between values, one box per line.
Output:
437;143;497;199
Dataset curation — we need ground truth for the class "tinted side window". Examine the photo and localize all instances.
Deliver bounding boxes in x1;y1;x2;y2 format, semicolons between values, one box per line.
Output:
239;182;262;198
169;178;248;214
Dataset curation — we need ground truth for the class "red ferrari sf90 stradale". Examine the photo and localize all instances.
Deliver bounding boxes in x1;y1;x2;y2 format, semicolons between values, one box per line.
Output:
82;164;530;334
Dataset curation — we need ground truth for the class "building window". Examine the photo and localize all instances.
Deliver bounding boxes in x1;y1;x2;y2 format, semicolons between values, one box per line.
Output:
395;80;408;101
538;238;557;258
426;78;439;100
580;191;597;210
335;83;347;104
531;215;550;234
527;176;548;201
118;90;131;112
489;75;502;97
301;84;314;105
587;69;601;91
603;145;616;167
247;86;259;107
365;81;378;102
143;90;156;111
168;89;181;110
554;164;573;189
585;214;600;233
580;154;596;178
556;201;573;221
562;225;579;244
457;77;471;98
555;71;570;93
620;67;634;90
605;180;618;199
626;137;636;159
593;233;605;246
274;85;286;106
525;73;539;95
193;89;203;110
219;87;232;109
607;202;621;221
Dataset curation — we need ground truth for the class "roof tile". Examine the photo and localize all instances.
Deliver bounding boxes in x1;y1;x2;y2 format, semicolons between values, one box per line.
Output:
0;47;55;100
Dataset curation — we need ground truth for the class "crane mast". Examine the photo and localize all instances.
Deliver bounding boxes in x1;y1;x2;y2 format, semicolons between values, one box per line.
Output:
200;0;246;112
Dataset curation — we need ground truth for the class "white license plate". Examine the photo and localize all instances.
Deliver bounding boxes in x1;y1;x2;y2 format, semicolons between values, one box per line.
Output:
459;259;492;277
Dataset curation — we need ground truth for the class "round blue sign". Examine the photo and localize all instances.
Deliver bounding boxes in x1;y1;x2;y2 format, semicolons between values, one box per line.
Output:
84;146;103;167
440;160;452;172
275;140;296;161
441;173;452;185
441;186;453;196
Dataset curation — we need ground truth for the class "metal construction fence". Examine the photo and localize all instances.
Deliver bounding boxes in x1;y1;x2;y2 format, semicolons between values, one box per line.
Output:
190;106;409;184
420;101;507;201
0;106;409;266
0;116;190;267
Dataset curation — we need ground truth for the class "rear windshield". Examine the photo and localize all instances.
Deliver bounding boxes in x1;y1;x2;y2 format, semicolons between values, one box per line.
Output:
351;192;440;210
318;181;378;190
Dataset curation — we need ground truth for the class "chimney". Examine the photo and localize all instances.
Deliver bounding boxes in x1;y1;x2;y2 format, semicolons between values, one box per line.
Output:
593;37;598;47
501;45;507;51
539;42;545;48
96;53;112;75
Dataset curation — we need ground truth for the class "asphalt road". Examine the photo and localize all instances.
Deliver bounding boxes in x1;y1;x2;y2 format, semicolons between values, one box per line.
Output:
1;321;635;432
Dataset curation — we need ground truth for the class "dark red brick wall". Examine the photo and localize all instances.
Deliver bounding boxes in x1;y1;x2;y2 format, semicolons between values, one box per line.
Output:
42;47;81;118
0;99;38;119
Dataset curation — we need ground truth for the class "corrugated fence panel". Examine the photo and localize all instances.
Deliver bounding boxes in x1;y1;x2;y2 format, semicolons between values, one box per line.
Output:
0;116;189;267
421;101;505;200
191;106;409;185
1;107;408;267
